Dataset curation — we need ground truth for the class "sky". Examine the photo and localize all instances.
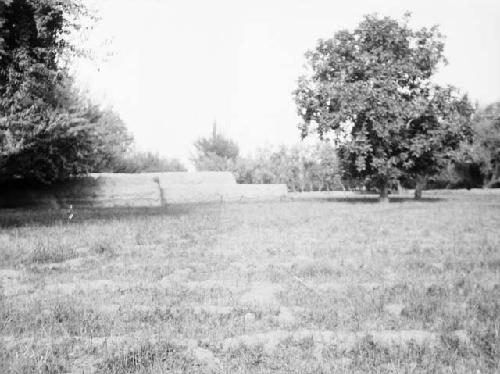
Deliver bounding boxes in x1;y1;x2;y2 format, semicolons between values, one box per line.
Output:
76;0;500;167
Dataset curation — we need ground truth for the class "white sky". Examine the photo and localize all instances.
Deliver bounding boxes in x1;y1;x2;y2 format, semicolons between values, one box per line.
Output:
76;0;500;166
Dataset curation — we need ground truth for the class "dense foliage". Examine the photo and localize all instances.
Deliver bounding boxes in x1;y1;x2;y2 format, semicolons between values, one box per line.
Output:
106;151;187;173
232;143;343;192
0;0;131;183
294;14;474;199
471;102;500;186
192;132;239;171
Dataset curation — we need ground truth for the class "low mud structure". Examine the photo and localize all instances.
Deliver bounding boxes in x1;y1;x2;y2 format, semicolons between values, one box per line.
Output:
0;172;287;208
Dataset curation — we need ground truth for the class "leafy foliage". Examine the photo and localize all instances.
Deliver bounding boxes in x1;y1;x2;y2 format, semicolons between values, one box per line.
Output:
192;132;239;171
294;13;474;197
233;143;343;192
106;151;187;173
0;0;131;183
471;102;500;186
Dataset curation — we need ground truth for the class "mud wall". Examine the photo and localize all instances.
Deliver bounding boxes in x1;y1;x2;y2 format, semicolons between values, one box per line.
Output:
0;172;286;208
162;184;288;204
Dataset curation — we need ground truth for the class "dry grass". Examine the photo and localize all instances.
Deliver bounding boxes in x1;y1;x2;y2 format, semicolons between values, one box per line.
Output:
1;192;499;373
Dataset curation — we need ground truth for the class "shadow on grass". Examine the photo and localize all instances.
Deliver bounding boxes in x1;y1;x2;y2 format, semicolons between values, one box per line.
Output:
390;196;446;203
291;196;446;204
0;204;194;229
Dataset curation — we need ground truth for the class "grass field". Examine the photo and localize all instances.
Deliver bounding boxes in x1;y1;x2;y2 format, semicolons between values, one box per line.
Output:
1;192;500;373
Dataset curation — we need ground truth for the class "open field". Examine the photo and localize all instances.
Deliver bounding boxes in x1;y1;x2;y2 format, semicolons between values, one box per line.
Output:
1;192;500;373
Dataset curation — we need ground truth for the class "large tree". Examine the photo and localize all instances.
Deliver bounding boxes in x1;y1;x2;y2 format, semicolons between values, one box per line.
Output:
294;13;474;200
0;0;131;183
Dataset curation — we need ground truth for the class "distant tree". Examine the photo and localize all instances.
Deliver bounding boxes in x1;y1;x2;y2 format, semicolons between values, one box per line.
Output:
0;0;131;183
108;151;187;173
312;142;342;191
294;13;474;200
232;157;257;184
471;102;500;186
192;127;239;171
231;143;342;192
269;146;295;187
249;148;275;184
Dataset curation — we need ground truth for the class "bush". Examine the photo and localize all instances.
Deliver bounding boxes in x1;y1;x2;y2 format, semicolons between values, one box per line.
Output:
106;151;187;173
192;132;239;171
232;143;343;192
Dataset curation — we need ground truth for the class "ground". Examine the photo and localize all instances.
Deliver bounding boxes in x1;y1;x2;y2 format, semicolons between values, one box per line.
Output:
1;192;499;373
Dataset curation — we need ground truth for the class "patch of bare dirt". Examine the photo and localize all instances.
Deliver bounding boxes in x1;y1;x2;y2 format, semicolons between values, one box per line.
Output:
239;282;283;311
0;269;32;297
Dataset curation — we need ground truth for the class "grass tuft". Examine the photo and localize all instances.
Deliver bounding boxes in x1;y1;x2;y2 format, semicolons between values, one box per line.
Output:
98;341;192;374
27;239;77;264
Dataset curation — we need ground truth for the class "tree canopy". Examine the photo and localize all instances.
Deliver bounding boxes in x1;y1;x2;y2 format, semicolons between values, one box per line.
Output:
294;13;474;199
0;0;131;183
107;151;187;173
192;129;239;171
233;143;343;192
471;102;500;186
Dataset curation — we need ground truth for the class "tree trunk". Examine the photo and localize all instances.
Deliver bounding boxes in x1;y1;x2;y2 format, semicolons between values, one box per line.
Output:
379;185;389;203
397;181;404;195
489;162;500;186
415;175;427;200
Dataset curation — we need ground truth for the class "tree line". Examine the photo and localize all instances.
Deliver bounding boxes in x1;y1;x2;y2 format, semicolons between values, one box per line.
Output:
0;0;184;183
191;135;344;191
192;99;499;194
1;3;499;197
